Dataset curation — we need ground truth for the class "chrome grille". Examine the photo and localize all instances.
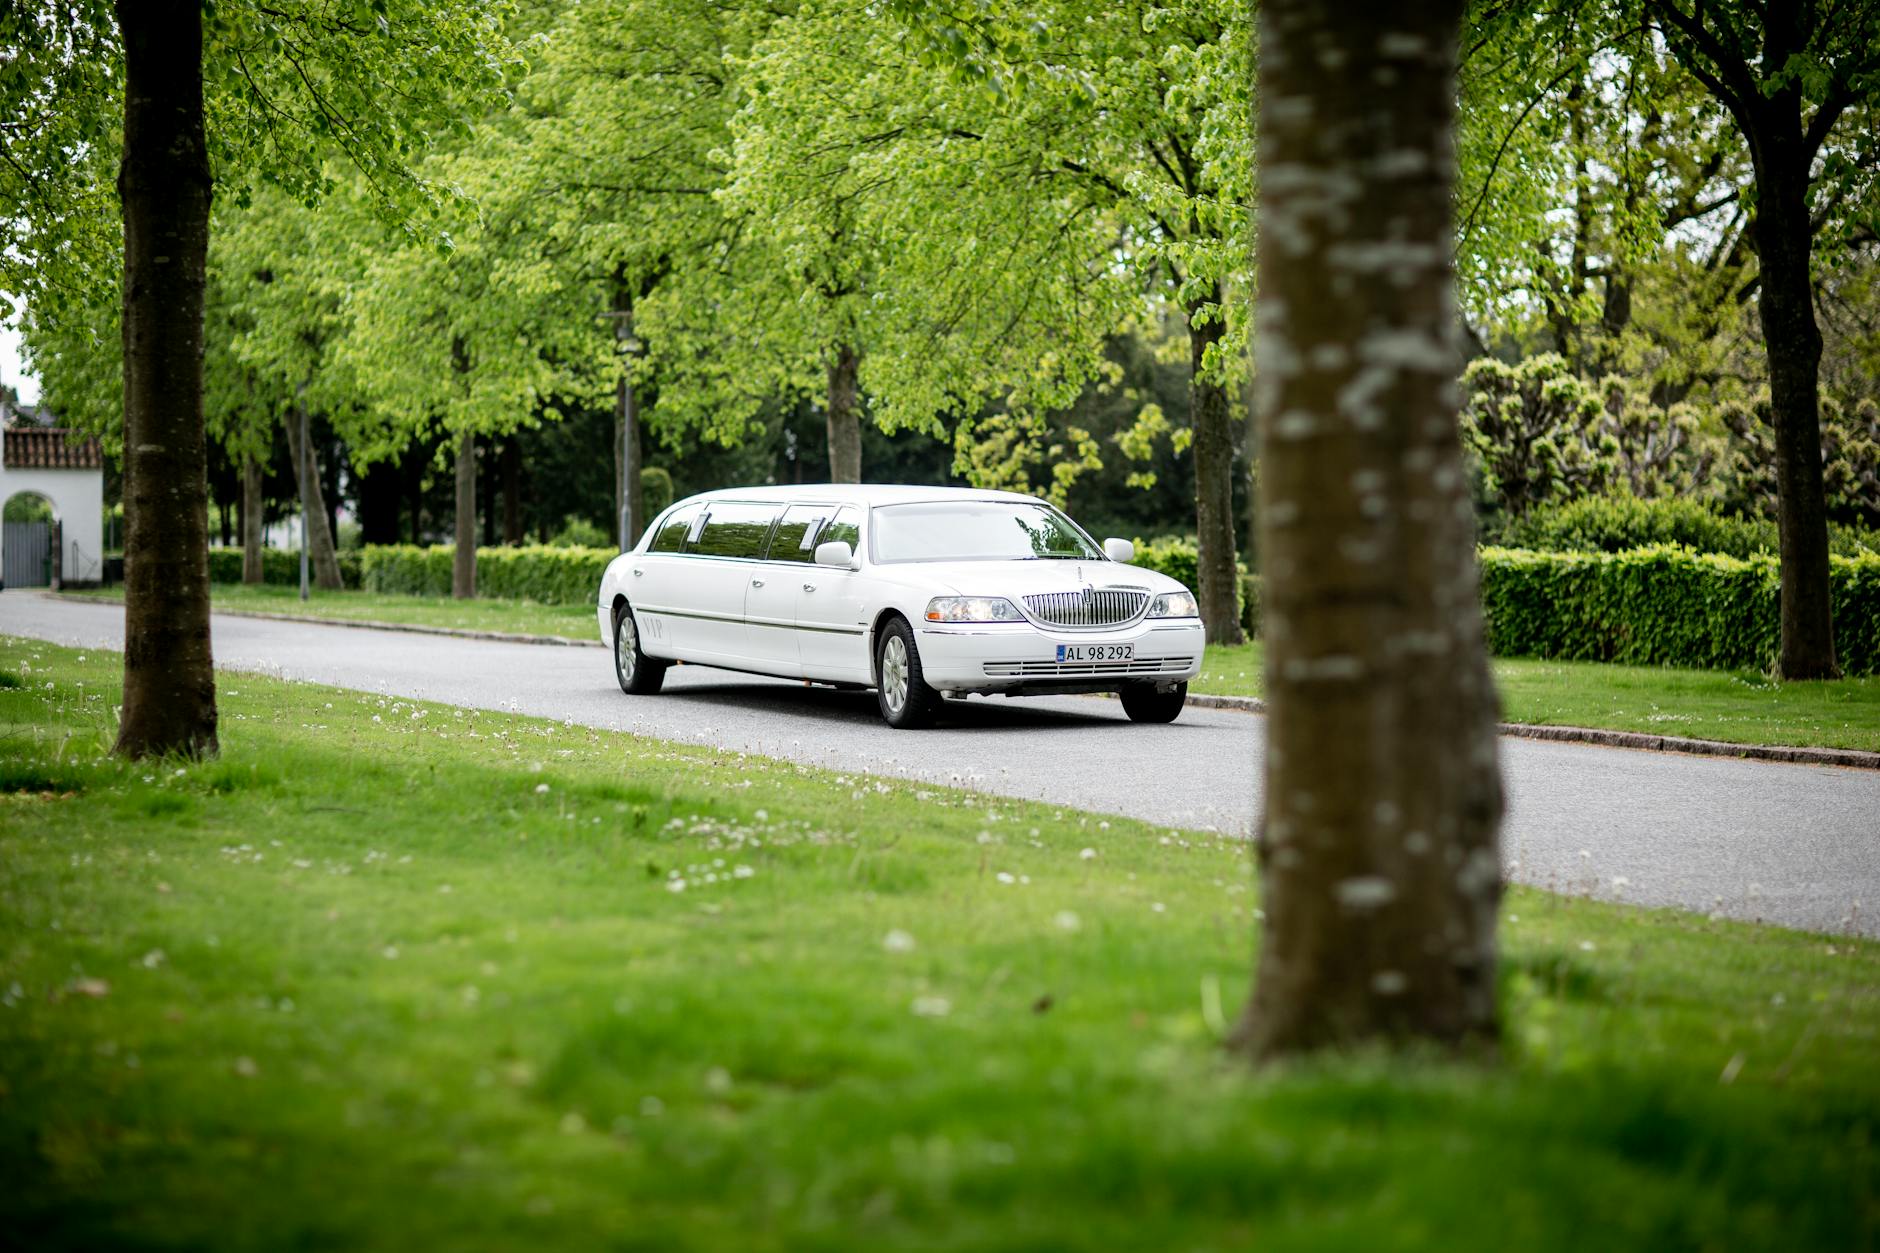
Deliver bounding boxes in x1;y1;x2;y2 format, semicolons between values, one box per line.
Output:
982;656;1194;678
1022;587;1149;628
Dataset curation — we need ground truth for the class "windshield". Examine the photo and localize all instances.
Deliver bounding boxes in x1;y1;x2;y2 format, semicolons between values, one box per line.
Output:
872;501;1104;563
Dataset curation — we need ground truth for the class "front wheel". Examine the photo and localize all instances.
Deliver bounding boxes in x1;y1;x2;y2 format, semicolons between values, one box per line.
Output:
613;602;668;695
1120;680;1186;724
875;617;938;729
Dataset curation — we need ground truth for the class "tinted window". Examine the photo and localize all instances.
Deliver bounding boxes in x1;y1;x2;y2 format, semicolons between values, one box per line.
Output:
872;501;1098;562
765;504;830;564
821;507;861;554
649;505;698;553
692;502;779;558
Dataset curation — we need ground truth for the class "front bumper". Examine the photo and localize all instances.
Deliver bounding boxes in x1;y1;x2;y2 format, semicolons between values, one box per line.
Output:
914;619;1205;693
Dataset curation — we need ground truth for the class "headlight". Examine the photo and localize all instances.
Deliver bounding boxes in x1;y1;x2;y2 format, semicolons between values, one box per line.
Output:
1148;591;1198;618
924;596;1023;623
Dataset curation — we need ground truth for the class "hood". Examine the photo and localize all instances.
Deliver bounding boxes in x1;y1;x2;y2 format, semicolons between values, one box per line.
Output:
890;558;1187;599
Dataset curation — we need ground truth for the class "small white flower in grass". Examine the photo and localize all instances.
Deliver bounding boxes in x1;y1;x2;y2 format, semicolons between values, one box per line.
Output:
1079;848;1096;861
139;949;164;969
1151;902;1166;913
1054;911;1081;933
372;715;382;723
382;946;399;960
976;831;994;845
754;809;768;821
666;878;687;893
438;884;452;894
883;929;916;954
910;995;951;1018
995;872;1016;885
534;783;550;795
173;768;185;778
560;1111;587;1135
1579;941;1596;952
733;865;755;879
1098;821;1110;831
231;1056;258;1078
704;1067;732;1094
1611;876;1630;890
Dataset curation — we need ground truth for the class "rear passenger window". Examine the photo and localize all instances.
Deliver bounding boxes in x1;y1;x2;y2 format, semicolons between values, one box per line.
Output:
766;504;830;563
692;502;779;558
649;505;697;553
821;507;861;554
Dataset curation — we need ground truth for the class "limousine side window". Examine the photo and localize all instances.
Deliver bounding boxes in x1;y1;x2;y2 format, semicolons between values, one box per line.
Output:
649;505;699;553
821;507;862;555
692;502;780;558
765;504;829;564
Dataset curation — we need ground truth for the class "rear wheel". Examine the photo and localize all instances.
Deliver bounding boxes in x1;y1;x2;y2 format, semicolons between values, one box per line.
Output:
613;601;668;695
1120;680;1186;724
875;617;938;728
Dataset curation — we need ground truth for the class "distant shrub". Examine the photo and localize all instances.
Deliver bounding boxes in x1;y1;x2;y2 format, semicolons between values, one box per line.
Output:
207;547;361;588
1478;545;1880;674
1501;494;1880;559
360;544;614;604
548;515;610;549
1127;536;1260;636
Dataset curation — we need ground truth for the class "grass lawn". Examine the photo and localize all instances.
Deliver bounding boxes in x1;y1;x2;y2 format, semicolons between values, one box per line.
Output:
1;637;1876;1250
1201;641;1880;753
62;583;599;641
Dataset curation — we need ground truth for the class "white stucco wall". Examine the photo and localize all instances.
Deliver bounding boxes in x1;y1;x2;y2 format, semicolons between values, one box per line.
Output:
0;464;106;583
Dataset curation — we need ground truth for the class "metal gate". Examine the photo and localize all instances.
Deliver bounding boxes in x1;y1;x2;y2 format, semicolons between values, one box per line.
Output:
3;521;53;588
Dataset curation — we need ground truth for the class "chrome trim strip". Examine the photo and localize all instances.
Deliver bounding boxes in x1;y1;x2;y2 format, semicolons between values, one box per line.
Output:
640;605;865;636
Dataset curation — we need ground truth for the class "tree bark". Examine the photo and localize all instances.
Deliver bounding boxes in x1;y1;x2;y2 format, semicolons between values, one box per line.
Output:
240;455;264;583
1751;136;1838;679
826;342;862;483
501;438;523;546
1189;288;1244;645
453;430;477;599
284;403;344;590
112;0;217;759
1233;0;1502;1060
612;277;646;548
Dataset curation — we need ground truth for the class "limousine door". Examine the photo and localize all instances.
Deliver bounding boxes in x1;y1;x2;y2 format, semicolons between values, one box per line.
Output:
797;506;872;684
744;504;829;678
682;501;780;665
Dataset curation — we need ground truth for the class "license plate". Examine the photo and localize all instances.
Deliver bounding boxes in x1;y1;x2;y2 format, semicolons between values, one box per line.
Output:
1057;643;1134;663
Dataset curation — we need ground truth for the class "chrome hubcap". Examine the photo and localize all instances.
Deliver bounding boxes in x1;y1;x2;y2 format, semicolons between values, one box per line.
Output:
617;614;637;682
881;636;910;713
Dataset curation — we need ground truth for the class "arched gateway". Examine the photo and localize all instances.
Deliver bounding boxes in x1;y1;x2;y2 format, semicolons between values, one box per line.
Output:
0;427;105;589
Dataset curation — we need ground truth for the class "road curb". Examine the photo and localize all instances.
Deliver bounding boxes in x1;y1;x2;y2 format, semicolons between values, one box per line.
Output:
200;605;605;649
1175;690;1880;771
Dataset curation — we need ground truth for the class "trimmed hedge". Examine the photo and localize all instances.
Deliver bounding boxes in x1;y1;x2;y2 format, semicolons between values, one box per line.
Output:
1500;494;1880;559
207;547;361;588
1479;544;1880;675
359;544;616;604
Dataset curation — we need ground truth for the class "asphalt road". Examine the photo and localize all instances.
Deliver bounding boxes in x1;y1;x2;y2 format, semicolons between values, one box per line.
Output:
5;592;1877;938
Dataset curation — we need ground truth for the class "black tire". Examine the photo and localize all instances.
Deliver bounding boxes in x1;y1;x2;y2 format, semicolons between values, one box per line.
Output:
613;601;668;695
874;616;939;728
1120;680;1186;724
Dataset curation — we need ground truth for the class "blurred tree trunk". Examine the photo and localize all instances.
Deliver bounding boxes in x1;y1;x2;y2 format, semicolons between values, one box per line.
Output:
453;430;477;599
612;275;646;548
113;0;217;758
1189;285;1244;644
240;455;264;583
284;404;343;590
826;341;862;482
1233;0;1503;1060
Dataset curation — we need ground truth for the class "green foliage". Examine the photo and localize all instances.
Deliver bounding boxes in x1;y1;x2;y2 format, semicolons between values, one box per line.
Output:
1125;536;1259;636
1720;392;1880;529
361;544;613;603
547;516;610;549
640;467;675;519
205;547;362;588
1462;355;1618;518
1503;494;1880;559
1479;545;1880;674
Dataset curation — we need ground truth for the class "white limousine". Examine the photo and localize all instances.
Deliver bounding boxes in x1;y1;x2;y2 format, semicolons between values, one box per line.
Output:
595;485;1205;728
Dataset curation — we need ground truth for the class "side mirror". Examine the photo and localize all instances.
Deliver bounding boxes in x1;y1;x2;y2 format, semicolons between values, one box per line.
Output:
814;539;856;569
1103;537;1135;563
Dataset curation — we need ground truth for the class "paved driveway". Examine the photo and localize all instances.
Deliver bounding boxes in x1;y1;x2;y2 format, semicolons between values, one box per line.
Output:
5;592;1876;937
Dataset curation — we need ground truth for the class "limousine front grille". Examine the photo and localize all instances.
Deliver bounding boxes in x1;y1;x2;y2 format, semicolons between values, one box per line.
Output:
981;656;1194;678
1022;587;1149;628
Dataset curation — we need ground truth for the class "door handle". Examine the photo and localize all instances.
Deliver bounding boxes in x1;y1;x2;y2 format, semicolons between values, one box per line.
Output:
751;577;765;588
803;583;816;593
631;567;643;577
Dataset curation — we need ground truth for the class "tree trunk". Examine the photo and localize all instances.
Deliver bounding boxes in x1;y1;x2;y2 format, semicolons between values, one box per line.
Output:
612;277;646;548
112;0;217;759
453;430;477;599
482;441;497;547
502;439;523;545
1233;0;1502;1060
240;455;264;583
826;342;862;483
1751;136;1839;679
284;402;344;590
1189;288;1244;645
357;459;400;546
